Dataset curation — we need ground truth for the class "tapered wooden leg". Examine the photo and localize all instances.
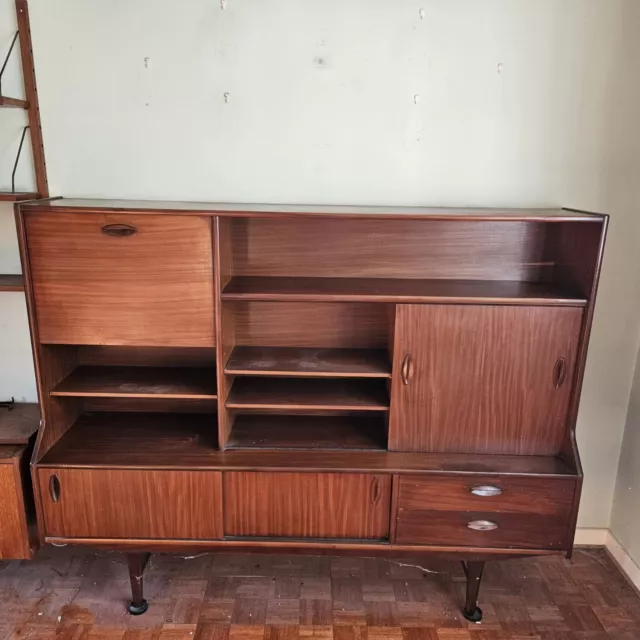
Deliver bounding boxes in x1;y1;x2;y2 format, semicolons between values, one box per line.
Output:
127;552;151;615
461;560;485;622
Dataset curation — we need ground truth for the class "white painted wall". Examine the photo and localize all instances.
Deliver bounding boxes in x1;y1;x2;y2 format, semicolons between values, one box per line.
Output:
1;0;640;531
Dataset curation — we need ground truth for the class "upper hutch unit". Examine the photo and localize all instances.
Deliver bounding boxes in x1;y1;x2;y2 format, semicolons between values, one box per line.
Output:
15;198;607;621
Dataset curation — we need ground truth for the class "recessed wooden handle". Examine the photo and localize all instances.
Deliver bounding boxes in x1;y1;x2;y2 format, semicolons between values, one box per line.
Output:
49;474;60;503
470;485;503;497
467;520;498;532
370;477;381;504
101;223;137;237
553;357;566;388
401;354;414;386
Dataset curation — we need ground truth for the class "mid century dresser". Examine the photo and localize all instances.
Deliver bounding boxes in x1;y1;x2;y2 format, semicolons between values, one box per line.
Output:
15;199;607;620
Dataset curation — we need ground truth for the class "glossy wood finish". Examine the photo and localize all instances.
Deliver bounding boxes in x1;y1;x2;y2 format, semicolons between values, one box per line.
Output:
51;366;217;399
0;403;39;443
230;218;553;281
226;347;391;378
25;213;215;346
0;274;24;291
20;198;602;220
395;509;569;549
232;301;390;349
223;276;586;306
223;472;392;539
38;468;223;539
227;414;387;450
0;444;35;559
37;412;576;476
227;378;389;411
397;474;576;516
389;304;583;454
0;191;38;201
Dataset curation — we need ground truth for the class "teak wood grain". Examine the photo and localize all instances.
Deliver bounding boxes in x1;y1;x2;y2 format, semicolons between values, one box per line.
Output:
231;301;390;349
230;218;553;281
389;304;583;455
38;413;575;476
0;445;33;559
0;274;25;291
24;213;215;346
223;472;391;539
20;198;602;220
38;468;223;539
50;365;217;400
222;276;586;306
227;414;387;450
225;346;391;378
0;403;39;444
226;377;389;411
395;509;569;549
397;474;576;516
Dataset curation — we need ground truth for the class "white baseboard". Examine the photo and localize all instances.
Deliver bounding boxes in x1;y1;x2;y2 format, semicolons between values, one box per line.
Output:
604;530;640;594
574;527;640;593
574;527;609;546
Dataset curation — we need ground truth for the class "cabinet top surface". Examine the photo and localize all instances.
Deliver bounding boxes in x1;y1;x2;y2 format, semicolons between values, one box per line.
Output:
19;198;605;221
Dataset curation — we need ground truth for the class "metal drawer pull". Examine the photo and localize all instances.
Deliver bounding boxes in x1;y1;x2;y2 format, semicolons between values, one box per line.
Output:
101;223;137;237
470;485;503;497
467;520;498;532
49;474;61;503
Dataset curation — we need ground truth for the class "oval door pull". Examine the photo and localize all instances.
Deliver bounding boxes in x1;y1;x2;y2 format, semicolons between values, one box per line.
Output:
470;485;503;497
49;474;61;503
101;223;137;237
401;354;414;386
467;520;498;532
553;357;567;388
370;477;381;504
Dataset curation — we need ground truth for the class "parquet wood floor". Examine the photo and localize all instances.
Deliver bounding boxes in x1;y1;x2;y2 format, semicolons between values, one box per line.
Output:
0;547;638;639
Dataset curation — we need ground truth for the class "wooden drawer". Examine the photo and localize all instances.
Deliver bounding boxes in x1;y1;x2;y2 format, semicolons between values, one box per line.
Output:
397;475;576;516
25;213;215;346
39;469;223;539
396;510;568;549
224;472;392;539
395;474;576;549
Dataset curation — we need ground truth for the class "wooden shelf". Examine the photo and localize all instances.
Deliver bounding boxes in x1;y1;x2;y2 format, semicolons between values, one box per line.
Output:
0;403;39;444
227;414;387;450
226;378;389;411
0;192;38;202
51;366;217;400
0;96;28;109
0;274;24;291
222;277;587;306
38;412;576;476
225;347;391;378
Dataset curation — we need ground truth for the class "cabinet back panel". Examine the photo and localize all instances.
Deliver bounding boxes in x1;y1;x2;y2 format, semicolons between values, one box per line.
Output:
231;218;550;281
231;301;391;349
77;346;216;368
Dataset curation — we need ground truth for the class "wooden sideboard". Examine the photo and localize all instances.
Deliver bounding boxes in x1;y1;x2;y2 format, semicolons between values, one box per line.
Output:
15;199;607;621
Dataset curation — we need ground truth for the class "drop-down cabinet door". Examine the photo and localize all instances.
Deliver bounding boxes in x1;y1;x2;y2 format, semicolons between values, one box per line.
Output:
388;304;583;455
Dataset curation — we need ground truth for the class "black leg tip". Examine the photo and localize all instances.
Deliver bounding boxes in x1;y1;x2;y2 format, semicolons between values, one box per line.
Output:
128;599;149;615
463;606;483;623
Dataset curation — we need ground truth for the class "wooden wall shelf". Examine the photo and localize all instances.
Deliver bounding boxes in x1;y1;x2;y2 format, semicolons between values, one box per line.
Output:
222;276;587;306
0;274;24;291
226;377;390;411
51;366;217;400
225;347;391;378
0;192;38;202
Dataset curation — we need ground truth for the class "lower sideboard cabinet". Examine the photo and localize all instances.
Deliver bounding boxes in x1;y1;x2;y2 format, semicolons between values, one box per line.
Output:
37;468;223;539
16;200;608;621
